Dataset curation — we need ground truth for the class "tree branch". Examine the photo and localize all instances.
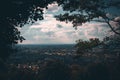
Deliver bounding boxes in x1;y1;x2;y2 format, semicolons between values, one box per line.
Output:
104;17;120;35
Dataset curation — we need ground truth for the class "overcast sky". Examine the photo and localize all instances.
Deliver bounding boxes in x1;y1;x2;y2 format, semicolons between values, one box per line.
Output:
19;2;119;44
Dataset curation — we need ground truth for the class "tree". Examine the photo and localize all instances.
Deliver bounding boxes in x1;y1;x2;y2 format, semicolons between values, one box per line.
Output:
0;0;57;60
55;0;120;35
75;38;102;55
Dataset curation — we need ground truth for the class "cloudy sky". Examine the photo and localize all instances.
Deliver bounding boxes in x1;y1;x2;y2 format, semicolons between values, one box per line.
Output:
19;2;118;44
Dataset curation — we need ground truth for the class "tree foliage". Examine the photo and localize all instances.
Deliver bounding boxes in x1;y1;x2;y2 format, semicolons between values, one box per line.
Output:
103;35;120;50
0;0;56;60
75;38;102;54
55;0;120;35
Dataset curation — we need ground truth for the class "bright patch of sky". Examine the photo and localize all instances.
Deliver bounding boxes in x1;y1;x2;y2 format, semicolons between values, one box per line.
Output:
19;2;111;44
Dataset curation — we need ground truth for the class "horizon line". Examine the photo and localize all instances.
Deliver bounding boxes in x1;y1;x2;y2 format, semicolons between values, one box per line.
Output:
17;43;75;45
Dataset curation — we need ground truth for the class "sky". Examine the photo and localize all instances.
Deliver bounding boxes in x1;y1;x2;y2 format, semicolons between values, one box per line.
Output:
19;2;119;44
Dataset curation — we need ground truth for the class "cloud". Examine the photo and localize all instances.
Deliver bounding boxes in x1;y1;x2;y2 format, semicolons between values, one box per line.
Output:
66;31;75;35
19;3;112;44
56;24;63;28
44;2;65;15
80;22;110;40
114;16;120;22
30;25;42;29
46;31;55;37
47;3;59;12
20;20;110;44
33;22;40;25
78;31;85;35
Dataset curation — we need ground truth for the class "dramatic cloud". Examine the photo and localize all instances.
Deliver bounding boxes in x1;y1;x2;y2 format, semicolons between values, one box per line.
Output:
19;3;112;44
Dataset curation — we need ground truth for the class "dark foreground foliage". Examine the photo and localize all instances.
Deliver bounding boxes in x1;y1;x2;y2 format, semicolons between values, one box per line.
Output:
0;58;120;80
